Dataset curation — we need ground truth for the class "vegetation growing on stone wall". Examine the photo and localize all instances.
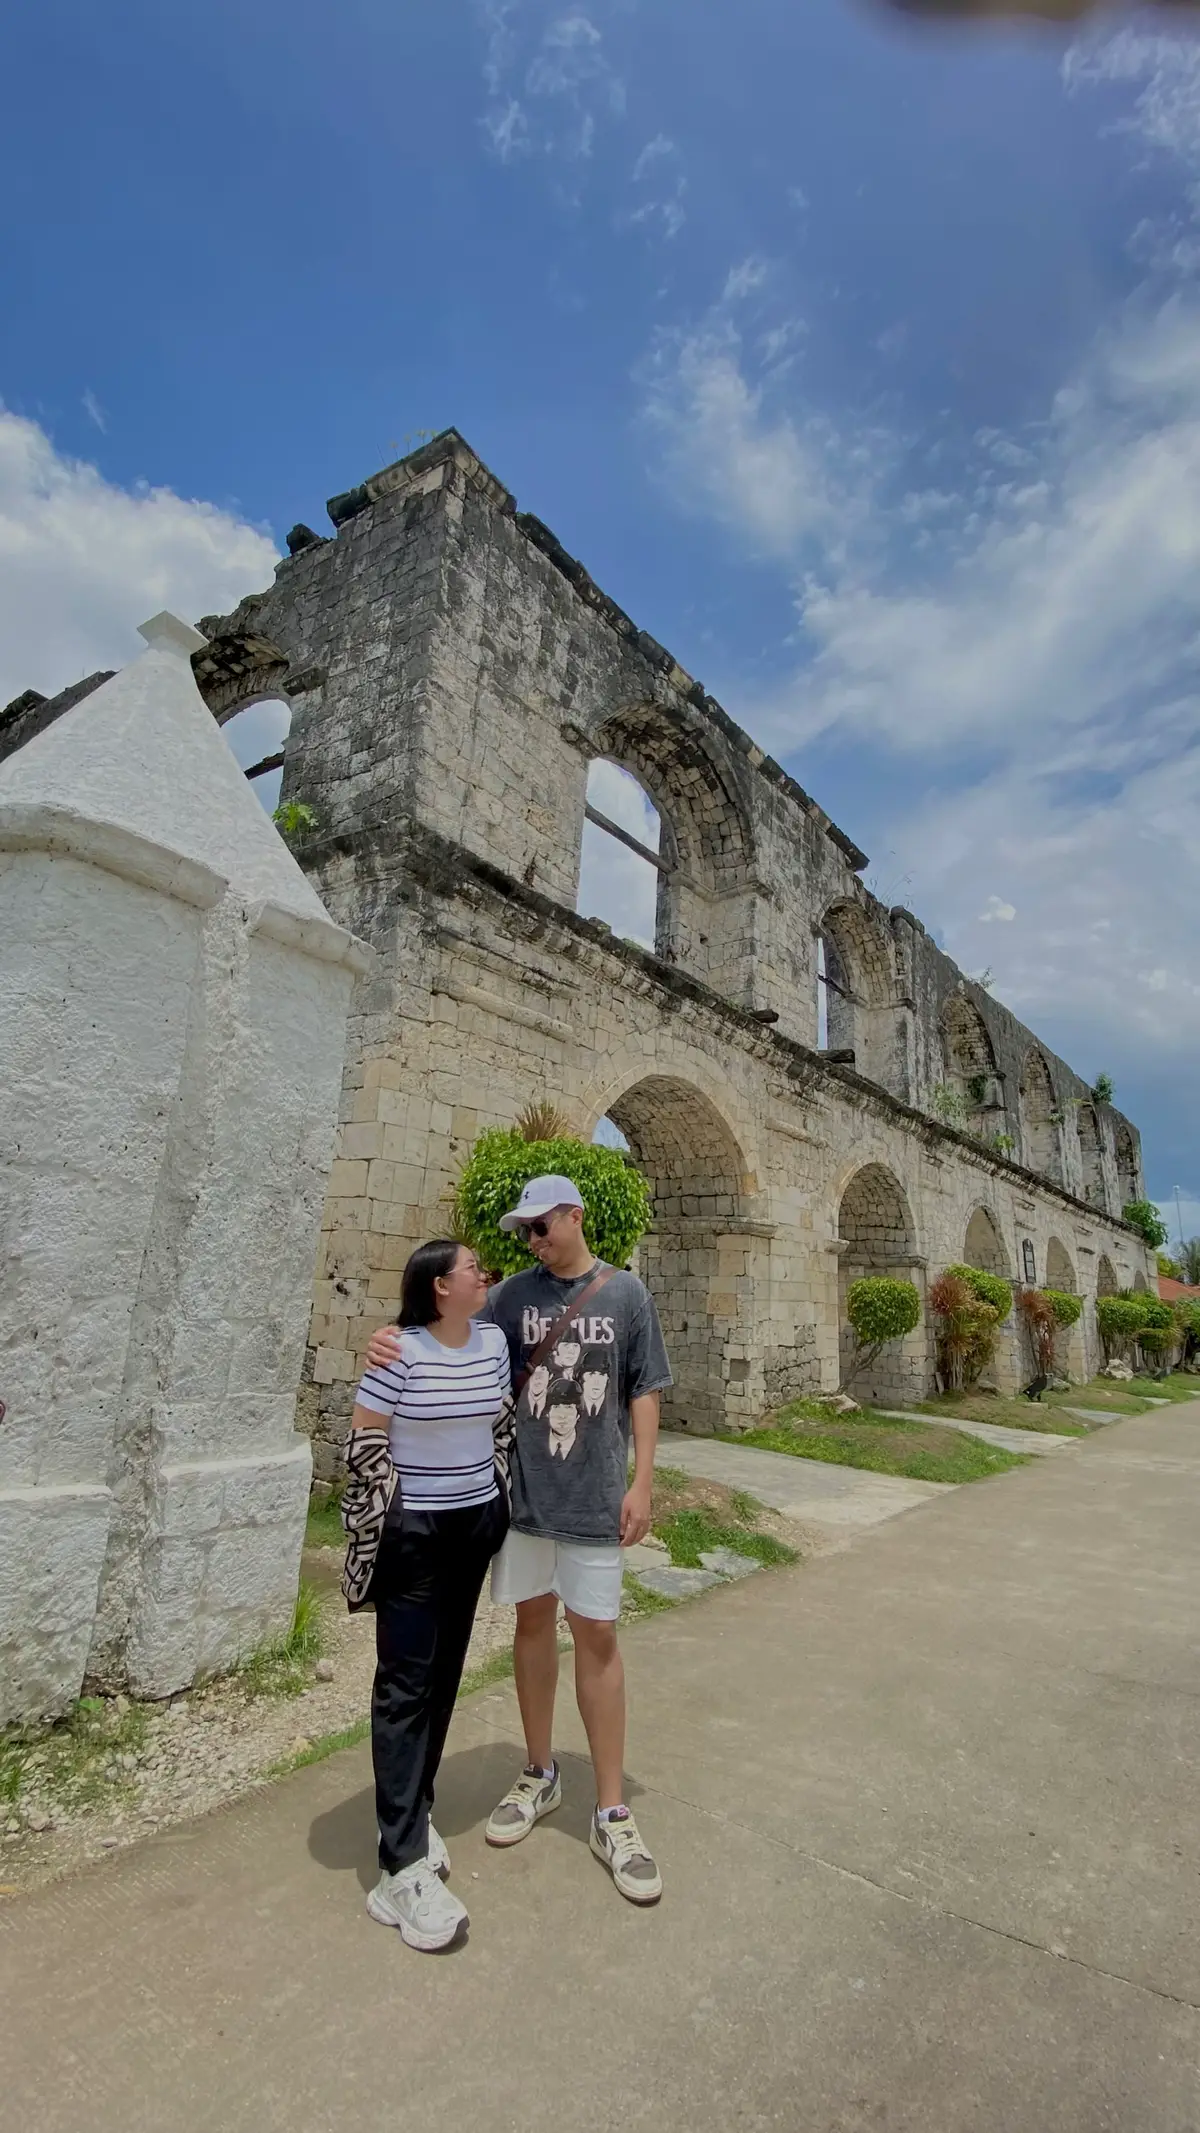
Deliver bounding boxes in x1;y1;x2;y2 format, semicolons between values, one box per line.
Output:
455;1128;652;1277
930;1273;1000;1392
272;800;318;843
1122;1200;1168;1249
843;1276;921;1389
1092;1072;1115;1107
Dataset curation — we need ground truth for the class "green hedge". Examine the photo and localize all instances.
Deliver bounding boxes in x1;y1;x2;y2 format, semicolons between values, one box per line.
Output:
945;1263;1013;1321
1096;1295;1151;1350
455;1130;652;1278
1042;1288;1082;1328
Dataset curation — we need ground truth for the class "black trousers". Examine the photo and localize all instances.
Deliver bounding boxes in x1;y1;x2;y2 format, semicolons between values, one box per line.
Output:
369;1492;509;1875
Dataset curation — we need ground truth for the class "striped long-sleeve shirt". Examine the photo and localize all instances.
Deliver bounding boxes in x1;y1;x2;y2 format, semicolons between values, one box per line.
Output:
354;1322;510;1511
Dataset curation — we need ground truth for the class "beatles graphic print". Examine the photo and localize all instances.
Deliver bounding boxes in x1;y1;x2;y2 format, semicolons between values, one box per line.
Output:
521;1307;615;1462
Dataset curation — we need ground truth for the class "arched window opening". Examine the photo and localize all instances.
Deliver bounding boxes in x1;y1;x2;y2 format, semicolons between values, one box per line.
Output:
817;929;855;1054
817;901;900;1090
1045;1236;1076;1295
221;697;292;815
964;1207;1010;1279
1096;1254;1118;1299
577;759;664;953
1076;1103;1105;1208
1019;1049;1062;1185
938;993;1003;1139
1114;1123;1139;1210
592;1114;630;1152
1132;1270;1150;1294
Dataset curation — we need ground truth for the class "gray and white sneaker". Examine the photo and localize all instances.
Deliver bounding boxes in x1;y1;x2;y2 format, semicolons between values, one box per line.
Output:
485;1762;562;1847
425;1822;450;1879
366;1862;469;1950
589;1807;662;1905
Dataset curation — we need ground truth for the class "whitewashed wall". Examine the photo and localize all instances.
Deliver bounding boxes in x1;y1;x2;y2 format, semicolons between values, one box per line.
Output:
0;616;367;1721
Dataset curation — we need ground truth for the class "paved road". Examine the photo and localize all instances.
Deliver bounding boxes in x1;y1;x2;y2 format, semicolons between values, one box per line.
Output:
5;1407;1200;2132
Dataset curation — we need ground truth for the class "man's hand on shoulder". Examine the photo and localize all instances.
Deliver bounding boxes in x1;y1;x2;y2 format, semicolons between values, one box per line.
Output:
365;1323;404;1370
619;1478;653;1548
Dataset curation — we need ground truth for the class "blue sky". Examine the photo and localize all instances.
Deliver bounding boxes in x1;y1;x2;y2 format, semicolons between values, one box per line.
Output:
3;2;1199;1239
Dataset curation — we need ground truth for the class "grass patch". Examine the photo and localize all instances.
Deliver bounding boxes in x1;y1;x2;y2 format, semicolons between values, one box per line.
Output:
0;1695;150;1817
728;1403;1028;1485
1124;1373;1200;1404
236;1579;325;1700
896;1391;1088;1436
653;1505;796;1569
622;1574;679;1618
265;1717;370;1780
305;1487;345;1551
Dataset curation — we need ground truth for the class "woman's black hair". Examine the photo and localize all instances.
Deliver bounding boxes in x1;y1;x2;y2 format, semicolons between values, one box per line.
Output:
398;1239;466;1328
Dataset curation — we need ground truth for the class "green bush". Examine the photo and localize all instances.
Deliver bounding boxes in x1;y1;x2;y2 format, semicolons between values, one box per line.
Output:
847;1277;922;1346
1042;1288;1082;1328
843;1277;921;1390
1139;1297;1174;1331
455;1129;652;1278
945;1263;1013;1321
1096;1294;1151;1355
1122;1200;1168;1249
1137;1327;1173;1357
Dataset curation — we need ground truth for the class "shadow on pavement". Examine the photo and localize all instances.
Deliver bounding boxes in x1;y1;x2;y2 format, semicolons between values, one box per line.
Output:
307;1743;646;1888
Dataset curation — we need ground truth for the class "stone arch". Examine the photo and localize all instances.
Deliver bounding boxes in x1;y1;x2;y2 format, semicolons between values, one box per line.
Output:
1096;1254;1118;1298
1132;1269;1150;1294
1076;1102;1105;1209
1114;1122;1139;1209
1045;1236;1076;1294
602;1073;756;1434
589;702;757;1006
817;900;904;1093
191;631;292;724
1019;1049;1062;1184
963;1205;1010;1279
837;1163;923;1403
220;695;292;813
940;991;1003;1135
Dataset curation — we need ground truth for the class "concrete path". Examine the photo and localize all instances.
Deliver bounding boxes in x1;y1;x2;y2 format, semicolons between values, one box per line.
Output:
876;1407;1078;1455
6;1407;1200;2132
658;1428;952;1534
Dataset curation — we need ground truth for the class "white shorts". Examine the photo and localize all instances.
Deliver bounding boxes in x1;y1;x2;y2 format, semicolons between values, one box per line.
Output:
490;1529;623;1622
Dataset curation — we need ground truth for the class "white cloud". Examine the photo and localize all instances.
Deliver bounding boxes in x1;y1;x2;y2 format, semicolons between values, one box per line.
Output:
629;134;686;241
0;409;278;709
81;389;107;434
637;40;1200;1169
477;2;624;165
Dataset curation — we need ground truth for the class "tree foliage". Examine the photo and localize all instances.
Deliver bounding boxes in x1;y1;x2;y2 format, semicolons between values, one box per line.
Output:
1042;1288;1082;1328
1121;1200;1169;1249
1016;1286;1058;1377
1096;1294;1152;1357
930;1273;999;1391
843;1277;921;1389
454;1129;652;1278
944;1262;1013;1321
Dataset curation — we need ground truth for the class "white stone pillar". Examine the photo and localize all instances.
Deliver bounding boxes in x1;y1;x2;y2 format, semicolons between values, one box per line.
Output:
0;615;368;1717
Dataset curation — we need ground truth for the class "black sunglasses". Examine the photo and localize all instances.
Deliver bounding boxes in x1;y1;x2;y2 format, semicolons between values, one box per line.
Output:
521;1217;553;1239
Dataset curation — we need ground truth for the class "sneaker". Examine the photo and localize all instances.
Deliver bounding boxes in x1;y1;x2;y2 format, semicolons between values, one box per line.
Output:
485;1762;562;1847
366;1863;469;1950
589;1807;662;1905
425;1822;450;1879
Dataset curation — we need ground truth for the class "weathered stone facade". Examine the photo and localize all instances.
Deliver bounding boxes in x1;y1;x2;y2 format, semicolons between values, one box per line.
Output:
31;430;1151;1474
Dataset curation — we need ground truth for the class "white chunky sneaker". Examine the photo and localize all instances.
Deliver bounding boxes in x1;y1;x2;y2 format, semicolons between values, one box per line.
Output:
425;1822;450;1879
485;1762;562;1847
589;1807;662;1905
366;1862;469;1950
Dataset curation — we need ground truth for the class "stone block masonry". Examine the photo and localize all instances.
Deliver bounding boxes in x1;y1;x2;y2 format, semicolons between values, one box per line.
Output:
97;434;1162;1479
174;430;1156;1475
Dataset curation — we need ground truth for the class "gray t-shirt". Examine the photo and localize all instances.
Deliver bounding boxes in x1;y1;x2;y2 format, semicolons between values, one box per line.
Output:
480;1263;672;1546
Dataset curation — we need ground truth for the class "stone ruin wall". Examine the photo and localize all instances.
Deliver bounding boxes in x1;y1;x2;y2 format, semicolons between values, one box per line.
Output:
4;430;1154;1479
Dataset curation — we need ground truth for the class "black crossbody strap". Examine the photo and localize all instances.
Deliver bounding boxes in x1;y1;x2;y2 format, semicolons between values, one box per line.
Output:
513;1265;616;1393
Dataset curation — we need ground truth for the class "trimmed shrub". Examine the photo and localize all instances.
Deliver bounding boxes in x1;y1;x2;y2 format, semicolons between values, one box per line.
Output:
1096;1294;1151;1358
843;1277;921;1389
1042;1288;1082;1328
945;1263;1013;1321
455;1129;652;1279
1016;1286;1058;1378
1139;1297;1174;1332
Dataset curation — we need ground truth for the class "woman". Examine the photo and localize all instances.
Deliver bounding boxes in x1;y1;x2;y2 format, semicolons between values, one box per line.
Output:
345;1239;510;1952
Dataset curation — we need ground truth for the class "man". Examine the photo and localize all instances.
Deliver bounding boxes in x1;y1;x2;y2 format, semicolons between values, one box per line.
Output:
366;1173;671;1904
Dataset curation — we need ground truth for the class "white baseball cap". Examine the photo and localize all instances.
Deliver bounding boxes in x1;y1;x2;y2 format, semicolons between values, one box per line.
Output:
499;1174;586;1231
